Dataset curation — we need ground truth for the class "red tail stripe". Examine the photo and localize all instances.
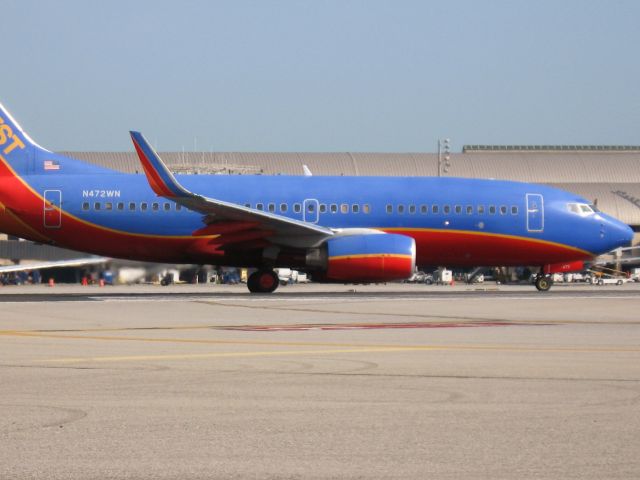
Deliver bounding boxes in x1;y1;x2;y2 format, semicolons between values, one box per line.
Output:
132;141;175;197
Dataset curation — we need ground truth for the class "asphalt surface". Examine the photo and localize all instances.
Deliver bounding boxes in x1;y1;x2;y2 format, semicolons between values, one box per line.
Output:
1;282;639;479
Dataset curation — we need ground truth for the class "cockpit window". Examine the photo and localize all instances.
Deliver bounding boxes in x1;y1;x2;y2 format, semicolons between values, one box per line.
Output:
580;205;593;213
567;202;596;215
567;203;580;214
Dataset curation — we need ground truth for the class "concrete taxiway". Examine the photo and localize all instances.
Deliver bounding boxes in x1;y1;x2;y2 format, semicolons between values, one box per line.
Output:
1;283;639;479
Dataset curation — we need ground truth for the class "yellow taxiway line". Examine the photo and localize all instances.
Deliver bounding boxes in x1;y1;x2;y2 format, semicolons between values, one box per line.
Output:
1;329;639;364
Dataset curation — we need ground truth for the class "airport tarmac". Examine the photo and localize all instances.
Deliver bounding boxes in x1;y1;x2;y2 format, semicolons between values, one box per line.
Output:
1;283;639;479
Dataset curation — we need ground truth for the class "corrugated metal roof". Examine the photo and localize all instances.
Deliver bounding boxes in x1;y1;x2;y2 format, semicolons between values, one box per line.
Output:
62;150;640;183
0;240;86;261
447;152;640;183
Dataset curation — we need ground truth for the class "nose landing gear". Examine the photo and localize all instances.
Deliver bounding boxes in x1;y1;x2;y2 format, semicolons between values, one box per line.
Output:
247;269;279;293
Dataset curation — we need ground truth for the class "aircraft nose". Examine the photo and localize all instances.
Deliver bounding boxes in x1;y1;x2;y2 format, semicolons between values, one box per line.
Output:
611;220;635;247
622;223;635;245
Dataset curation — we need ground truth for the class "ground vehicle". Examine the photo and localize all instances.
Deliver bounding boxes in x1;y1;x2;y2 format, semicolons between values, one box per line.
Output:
595;277;627;286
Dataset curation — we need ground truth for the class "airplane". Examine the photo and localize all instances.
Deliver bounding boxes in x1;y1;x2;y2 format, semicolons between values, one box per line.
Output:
0;100;634;293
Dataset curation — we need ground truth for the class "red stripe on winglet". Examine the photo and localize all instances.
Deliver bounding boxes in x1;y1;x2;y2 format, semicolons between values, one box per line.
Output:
132;140;175;197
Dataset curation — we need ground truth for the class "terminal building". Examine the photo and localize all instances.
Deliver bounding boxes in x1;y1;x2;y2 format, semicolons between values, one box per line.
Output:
1;145;639;269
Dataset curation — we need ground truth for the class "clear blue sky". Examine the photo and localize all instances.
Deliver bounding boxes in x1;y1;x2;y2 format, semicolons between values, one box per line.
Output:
3;0;639;152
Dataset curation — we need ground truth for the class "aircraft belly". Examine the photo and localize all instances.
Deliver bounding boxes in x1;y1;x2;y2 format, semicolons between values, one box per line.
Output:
390;229;592;266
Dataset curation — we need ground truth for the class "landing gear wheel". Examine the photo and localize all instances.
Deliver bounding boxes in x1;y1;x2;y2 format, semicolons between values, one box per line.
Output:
535;275;553;292
247;270;279;293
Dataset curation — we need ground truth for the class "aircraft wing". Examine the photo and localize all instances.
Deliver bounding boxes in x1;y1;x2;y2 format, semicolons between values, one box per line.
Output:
130;131;334;249
0;257;109;273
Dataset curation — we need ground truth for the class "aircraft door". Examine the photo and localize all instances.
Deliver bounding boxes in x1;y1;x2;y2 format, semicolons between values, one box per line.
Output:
526;193;544;232
43;190;62;228
303;198;319;224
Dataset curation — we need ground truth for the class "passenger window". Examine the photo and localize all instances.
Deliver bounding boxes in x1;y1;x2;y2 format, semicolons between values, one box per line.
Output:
152;203;159;211
340;203;349;214
256;203;264;211
363;204;370;214
500;205;507;215
397;205;405;214
82;202;89;211
294;203;301;213
268;203;275;213
408;205;416;214
330;204;338;213
94;202;101;211
432;205;439;214
141;202;148;211
455;205;462;214
117;202;125;211
477;205;485;214
129;202;136;211
175;204;182;211
164;203;171;211
386;204;393;214
245;203;251;208
352;204;359;213
280;203;288;213
320;204;327;213
105;202;113;211
466;205;473;215
511;206;518;215
489;205;496;215
420;205;428;214
443;205;451;214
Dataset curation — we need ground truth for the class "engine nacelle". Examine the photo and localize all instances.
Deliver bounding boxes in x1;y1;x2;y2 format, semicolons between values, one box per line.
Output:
323;234;416;282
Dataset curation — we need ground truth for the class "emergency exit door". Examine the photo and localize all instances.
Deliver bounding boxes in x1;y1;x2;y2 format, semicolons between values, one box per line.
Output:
43;190;62;228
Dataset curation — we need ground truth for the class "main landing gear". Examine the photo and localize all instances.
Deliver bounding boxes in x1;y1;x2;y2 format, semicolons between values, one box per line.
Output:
247;269;279;293
534;274;553;292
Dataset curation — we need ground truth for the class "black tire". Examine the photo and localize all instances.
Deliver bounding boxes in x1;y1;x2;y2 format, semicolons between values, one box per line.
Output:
247;270;279;293
535;275;552;292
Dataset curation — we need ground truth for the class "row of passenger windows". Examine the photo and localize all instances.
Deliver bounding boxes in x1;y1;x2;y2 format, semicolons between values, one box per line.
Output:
385;204;519;215
246;203;519;216
248;202;371;214
82;201;519;216
82;201;183;212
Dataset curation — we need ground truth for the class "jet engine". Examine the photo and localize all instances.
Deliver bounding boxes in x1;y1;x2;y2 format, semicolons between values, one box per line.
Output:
307;233;416;282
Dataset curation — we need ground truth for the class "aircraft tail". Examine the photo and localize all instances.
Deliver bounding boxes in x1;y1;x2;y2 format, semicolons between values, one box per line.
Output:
0;100;118;176
0;101;39;174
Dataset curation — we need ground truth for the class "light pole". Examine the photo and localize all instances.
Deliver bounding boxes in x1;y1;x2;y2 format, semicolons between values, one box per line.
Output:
437;138;451;177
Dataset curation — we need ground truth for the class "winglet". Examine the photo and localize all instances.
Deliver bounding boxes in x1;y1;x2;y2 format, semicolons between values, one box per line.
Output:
130;131;189;198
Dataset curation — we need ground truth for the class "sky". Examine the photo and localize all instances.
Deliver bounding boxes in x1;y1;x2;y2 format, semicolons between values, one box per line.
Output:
2;0;640;152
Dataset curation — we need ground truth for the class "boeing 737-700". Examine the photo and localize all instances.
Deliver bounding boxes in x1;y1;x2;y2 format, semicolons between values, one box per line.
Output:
0;100;634;292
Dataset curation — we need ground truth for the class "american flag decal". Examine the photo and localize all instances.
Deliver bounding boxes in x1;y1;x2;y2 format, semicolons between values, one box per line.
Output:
44;160;60;171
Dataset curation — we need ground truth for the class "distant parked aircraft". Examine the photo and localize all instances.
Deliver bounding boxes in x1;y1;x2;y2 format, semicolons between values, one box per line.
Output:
0;100;633;292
